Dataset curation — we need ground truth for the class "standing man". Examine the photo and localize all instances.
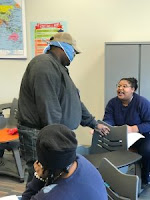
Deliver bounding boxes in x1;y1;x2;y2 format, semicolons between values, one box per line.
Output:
18;32;109;183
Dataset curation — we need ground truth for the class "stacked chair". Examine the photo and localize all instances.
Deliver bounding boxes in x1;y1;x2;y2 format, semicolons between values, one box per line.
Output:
0;98;24;182
77;121;142;197
99;158;139;200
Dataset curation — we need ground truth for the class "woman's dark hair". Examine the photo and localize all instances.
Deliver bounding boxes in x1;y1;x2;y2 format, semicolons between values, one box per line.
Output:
120;77;138;91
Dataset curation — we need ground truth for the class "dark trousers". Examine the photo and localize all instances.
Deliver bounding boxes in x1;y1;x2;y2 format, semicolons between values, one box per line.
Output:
131;134;150;184
18;125;39;183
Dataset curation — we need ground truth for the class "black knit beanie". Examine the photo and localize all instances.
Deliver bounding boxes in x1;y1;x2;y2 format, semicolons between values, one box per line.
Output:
36;124;77;170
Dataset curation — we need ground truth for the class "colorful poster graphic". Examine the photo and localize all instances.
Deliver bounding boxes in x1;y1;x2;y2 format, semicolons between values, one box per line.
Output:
0;0;26;58
30;21;67;57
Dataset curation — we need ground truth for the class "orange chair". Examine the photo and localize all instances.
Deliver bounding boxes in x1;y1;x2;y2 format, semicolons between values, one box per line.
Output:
0;98;24;182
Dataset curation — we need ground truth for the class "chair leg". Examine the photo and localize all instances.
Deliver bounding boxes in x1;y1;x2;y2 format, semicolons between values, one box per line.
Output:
135;161;142;194
12;147;24;182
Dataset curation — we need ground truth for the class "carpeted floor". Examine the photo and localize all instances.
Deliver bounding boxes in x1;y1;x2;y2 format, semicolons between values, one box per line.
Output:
0;175;26;197
0;151;26;198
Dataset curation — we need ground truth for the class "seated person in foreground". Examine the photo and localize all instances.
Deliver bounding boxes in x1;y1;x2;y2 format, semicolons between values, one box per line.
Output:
21;124;108;200
103;77;150;185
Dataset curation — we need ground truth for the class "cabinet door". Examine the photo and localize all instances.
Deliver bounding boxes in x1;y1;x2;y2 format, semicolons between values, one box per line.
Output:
140;45;150;101
105;44;139;106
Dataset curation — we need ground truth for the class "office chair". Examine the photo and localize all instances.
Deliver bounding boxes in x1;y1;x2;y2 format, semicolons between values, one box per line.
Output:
0;98;24;182
99;158;139;200
76;121;142;194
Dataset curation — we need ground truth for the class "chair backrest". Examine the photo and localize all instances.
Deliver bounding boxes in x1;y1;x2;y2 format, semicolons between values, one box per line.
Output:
90;121;128;154
0;98;18;129
7;98;18;128
98;158;139;200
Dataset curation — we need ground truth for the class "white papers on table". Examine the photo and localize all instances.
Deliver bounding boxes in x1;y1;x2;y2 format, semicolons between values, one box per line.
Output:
0;195;19;200
128;132;145;148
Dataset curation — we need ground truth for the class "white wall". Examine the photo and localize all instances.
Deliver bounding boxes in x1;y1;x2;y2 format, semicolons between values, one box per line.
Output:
1;0;150;144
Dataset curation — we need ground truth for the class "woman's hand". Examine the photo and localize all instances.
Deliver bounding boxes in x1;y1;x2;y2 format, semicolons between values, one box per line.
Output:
127;125;139;133
34;160;48;179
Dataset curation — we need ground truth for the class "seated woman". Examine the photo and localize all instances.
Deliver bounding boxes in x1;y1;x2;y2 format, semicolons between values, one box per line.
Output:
21;124;108;200
103;77;150;185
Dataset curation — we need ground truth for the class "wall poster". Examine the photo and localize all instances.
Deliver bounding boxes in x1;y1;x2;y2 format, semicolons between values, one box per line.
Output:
30;21;67;57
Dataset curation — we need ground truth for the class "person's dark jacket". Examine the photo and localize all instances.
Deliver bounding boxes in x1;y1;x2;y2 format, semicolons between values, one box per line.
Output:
18;53;97;130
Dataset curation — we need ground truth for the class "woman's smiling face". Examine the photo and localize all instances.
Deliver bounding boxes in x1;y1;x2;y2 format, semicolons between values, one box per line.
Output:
116;80;135;102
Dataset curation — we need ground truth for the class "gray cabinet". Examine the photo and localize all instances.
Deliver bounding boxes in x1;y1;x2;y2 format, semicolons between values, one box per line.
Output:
105;42;150;106
140;45;150;99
